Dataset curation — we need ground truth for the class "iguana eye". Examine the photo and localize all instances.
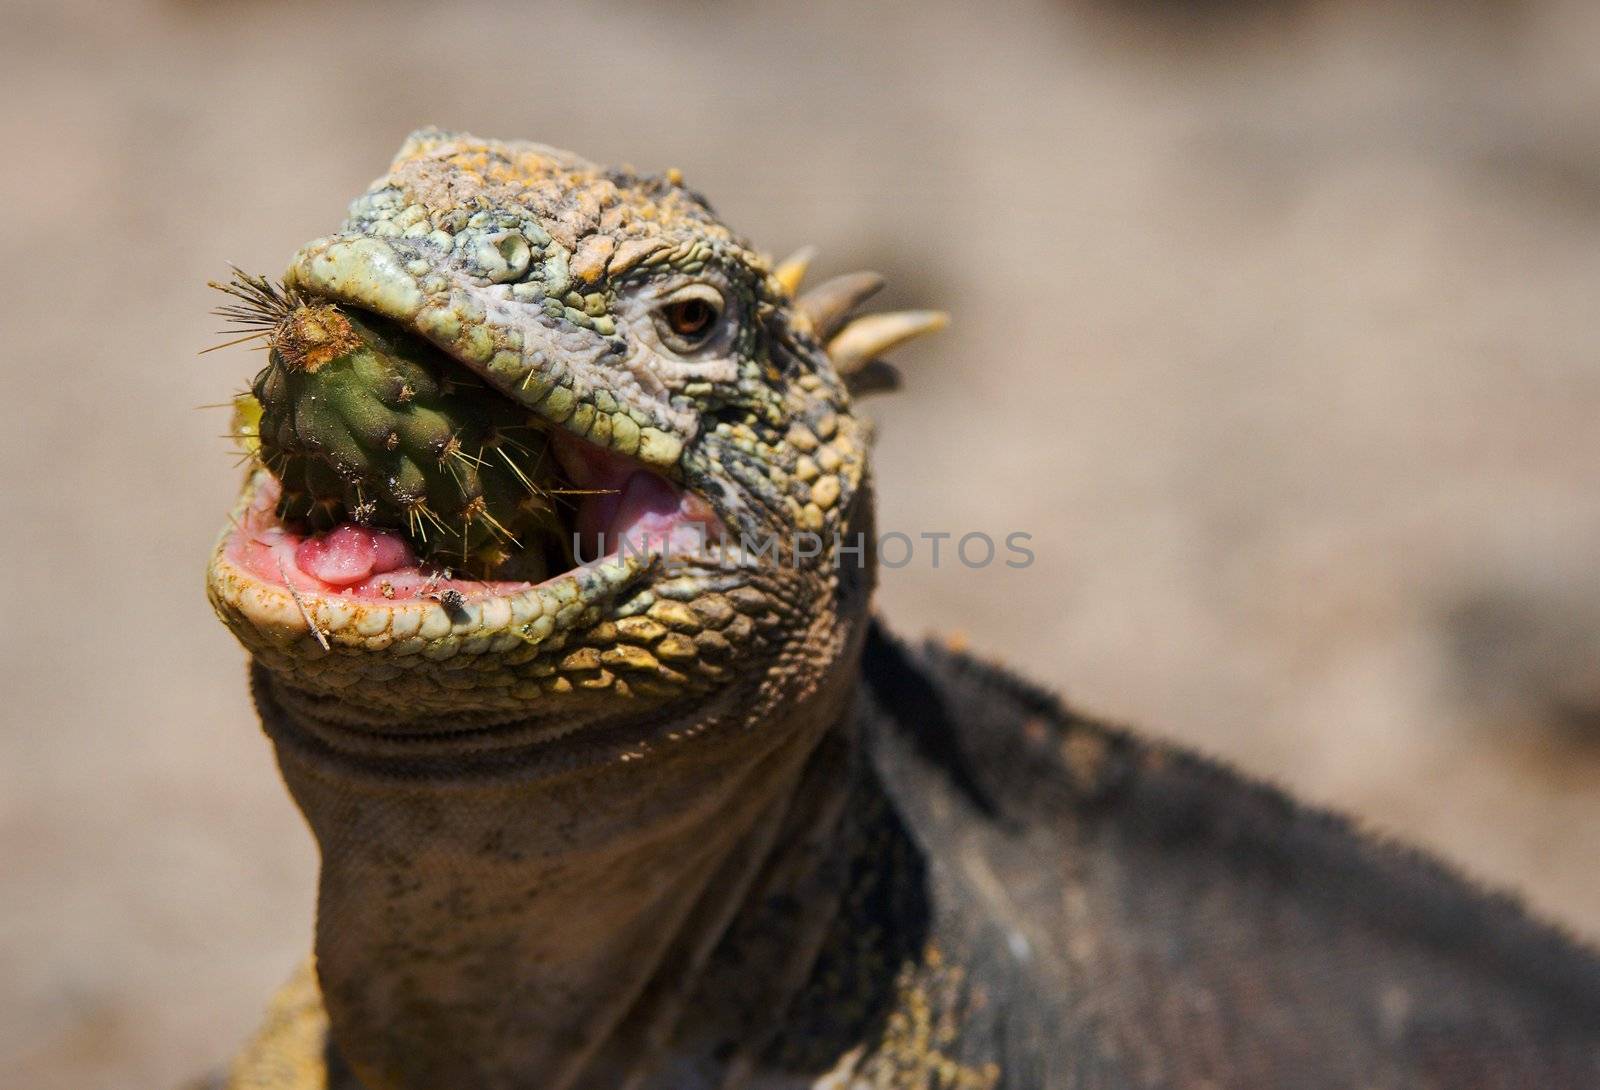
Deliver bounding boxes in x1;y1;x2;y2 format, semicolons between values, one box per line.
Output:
653;286;726;354
666;298;715;337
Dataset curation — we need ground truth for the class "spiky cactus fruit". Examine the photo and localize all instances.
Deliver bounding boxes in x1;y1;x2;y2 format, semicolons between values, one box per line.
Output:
242;291;566;581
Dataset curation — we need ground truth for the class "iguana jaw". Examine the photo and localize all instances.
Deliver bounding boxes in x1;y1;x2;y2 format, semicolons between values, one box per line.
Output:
211;296;724;640
206;251;753;727
208;450;712;687
207;308;731;727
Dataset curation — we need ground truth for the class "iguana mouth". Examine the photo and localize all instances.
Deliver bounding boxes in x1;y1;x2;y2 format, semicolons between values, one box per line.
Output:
223;432;716;604
209;292;724;659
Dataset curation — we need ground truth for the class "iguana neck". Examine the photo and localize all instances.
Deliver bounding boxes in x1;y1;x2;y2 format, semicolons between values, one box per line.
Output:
254;663;861;1090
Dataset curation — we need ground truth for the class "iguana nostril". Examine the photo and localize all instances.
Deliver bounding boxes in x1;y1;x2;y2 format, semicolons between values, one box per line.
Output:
475;230;531;283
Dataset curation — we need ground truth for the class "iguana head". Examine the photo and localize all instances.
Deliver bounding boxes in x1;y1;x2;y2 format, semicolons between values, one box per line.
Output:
206;129;943;744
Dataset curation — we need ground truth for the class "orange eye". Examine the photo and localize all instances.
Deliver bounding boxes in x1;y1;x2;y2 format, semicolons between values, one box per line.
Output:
653;288;728;353
665;298;715;339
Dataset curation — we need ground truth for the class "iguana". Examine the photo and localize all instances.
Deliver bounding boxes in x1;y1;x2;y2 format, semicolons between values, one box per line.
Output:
205;129;1600;1090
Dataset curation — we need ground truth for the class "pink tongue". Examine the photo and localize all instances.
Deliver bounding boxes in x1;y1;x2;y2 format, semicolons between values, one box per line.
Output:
611;470;684;538
295;524;416;587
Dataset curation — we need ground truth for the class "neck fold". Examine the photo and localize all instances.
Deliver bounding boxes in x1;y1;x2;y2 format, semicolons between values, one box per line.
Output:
258;671;858;1090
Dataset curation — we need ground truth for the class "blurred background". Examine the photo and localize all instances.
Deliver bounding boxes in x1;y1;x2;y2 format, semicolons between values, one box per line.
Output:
3;0;1599;1085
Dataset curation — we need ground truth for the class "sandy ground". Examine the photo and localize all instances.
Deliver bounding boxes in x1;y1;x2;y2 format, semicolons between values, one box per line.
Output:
3;0;1599;1086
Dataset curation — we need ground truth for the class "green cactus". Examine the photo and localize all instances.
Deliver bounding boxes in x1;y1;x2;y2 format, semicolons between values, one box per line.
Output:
239;288;567;581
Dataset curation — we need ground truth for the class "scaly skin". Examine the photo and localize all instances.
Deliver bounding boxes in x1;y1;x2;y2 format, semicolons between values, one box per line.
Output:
207;131;1600;1090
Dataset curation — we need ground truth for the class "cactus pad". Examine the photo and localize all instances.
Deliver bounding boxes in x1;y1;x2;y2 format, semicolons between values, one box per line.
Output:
231;281;571;582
